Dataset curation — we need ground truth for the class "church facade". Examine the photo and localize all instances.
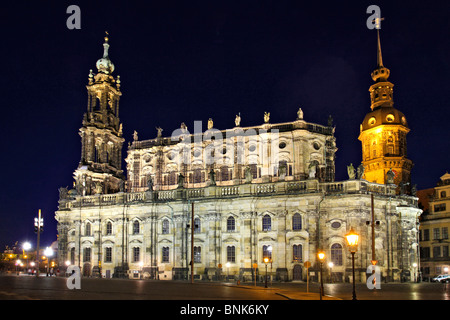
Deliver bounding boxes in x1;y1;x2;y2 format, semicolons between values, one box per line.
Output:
55;33;421;283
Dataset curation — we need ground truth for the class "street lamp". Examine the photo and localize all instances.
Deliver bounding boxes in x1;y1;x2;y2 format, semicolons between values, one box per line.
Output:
23;242;31;273
317;251;325;300
328;262;334;283
263;257;269;288
345;228;359;301
44;247;53;276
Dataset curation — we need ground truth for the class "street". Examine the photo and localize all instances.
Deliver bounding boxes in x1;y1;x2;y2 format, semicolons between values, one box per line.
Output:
0;274;449;300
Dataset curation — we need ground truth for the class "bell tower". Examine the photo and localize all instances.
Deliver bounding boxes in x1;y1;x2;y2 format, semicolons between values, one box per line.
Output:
74;33;125;195
358;30;413;191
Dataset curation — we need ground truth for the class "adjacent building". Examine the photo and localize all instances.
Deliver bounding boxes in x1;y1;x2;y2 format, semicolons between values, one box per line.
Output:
419;173;450;280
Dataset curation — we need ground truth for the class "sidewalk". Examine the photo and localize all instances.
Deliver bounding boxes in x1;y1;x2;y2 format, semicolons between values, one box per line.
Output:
223;283;341;300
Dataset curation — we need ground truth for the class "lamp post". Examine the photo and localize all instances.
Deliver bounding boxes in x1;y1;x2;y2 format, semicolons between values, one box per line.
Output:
263;257;269;288
23;242;31;273
317;251;325;300
345;228;359;301
44;247;53;276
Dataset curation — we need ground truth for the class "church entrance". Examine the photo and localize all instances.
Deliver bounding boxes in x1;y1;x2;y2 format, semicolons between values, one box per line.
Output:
293;265;302;281
83;263;91;277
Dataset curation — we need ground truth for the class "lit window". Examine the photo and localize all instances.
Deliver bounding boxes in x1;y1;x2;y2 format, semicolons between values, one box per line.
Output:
227;246;235;263
262;214;271;231
331;243;343;266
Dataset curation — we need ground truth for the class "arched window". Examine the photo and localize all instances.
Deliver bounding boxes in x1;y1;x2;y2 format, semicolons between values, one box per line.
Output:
194;217;201;234
133;220;140;235
162;219;170;234
293;244;302;262
262;214;271;231
331;243;343;266
227;216;235;232
106;221;112;235
292;213;302;231
85;222;91;236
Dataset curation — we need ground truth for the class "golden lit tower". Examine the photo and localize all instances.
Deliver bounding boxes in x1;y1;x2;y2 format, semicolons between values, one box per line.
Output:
358;30;413;190
73;33;125;195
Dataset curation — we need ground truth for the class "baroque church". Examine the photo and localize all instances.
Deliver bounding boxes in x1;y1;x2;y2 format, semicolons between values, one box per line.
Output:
55;32;421;283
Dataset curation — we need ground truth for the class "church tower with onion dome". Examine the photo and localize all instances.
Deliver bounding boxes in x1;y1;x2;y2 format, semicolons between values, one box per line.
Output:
73;33;125;196
358;30;413;192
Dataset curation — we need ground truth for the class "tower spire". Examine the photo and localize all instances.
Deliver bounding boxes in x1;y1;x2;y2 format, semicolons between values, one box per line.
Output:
376;29;383;68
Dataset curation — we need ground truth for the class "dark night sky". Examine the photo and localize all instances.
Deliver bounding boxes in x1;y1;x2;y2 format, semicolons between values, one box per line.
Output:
0;1;449;250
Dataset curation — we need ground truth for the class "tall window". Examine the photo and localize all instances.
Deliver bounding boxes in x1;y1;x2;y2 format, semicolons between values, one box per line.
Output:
106;221;112;235
83;247;91;262
292;213;302;231
331;243;343;266
433;228;441;240
104;247;112;263
221;166;230;181
133;247;140;263
262;214;271;231
85;222;91;236
194;217;201;234
227;246;235;263
443;227;449;240
194;246;201;263
262;245;272;261
162;219;170;234
227;216;235;232
133;220;140;234
70;247;75;265
293;244;302;262
162;247;170;263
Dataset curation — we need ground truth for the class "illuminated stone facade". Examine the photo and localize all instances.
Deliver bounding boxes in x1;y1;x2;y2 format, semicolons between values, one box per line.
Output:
55;36;421;283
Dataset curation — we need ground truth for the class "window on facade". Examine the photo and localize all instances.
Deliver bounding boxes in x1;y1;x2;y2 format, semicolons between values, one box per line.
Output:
193;169;204;184
162;219;170;234
105;247;112;263
441;191;447;198
249;163;258;179
221;166;230;181
421;247;430;258
85;222;91;236
106;221;112;235
433;246;441;258
194;217;201;234
83;247;91;262
162;247;170;263
262;214;271;231
227;216;235;232
443;227;449;240
434;203;446;212
262;245;272;261
331;243;343;266
293;244;302;262
194;246;201;263
133;220;140;234
227;246;235;263
423;229;430;241
443;246;449;258
292;213;302;231
433;228;441;240
133;247;140;263
168;172;176;185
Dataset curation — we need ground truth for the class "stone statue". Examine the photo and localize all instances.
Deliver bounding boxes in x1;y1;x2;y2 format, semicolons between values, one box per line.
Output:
118;123;123;136
156;127;163;138
180;122;187;131
235;113;241;127
58;187;69;201
209;169;216;186
245;166;253;183
297;108;303;120
308;161;317;179
208;118;214;130
278;163;286;180
347;163;356;180
411;184;417;196
177;173;185;188
94;182;103;195
119;179;125;192
328;115;333;127
264;112;270;123
386;169;395;184
357;164;365;179
147;175;153;191
133;130;138;141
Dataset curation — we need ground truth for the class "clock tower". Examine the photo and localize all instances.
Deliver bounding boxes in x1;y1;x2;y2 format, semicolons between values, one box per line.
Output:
73;34;125;195
358;31;413;191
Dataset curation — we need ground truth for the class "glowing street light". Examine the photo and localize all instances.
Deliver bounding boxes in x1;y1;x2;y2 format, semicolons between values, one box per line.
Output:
345;228;359;300
263;257;269;288
44;247;53;276
317;251;325;299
